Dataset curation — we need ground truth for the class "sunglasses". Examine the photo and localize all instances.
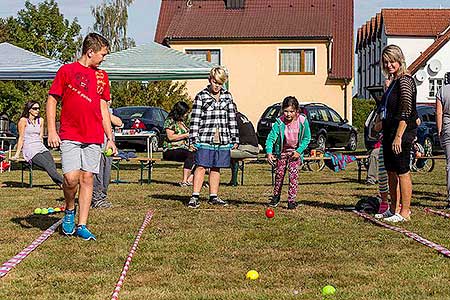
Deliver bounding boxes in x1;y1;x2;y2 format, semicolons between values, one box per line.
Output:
30;107;40;110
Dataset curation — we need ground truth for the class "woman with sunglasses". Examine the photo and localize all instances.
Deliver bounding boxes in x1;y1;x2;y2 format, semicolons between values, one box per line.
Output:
12;100;63;187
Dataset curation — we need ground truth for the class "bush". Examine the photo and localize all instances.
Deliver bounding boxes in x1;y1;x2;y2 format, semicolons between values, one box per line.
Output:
352;98;376;131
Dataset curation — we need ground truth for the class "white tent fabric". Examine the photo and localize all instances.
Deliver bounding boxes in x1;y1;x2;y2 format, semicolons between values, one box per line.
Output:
0;42;62;80
102;42;214;81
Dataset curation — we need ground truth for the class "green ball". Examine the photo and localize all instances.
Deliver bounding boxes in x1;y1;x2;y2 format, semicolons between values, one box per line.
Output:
34;208;42;214
322;285;336;296
104;148;113;157
41;208;48;215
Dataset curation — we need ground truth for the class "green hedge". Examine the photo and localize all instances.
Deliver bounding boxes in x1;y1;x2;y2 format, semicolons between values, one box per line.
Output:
352;98;376;131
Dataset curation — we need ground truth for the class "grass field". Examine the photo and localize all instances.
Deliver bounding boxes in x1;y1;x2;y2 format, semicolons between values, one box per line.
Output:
0;155;449;299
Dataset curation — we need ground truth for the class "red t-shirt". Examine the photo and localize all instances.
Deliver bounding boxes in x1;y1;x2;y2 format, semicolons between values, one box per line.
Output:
49;62;110;144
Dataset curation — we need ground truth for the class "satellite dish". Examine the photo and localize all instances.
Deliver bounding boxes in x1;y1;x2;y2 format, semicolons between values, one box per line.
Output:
428;59;442;73
414;70;426;82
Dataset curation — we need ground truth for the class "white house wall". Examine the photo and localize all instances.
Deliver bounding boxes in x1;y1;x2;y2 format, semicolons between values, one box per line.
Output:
386;37;435;66
414;40;450;103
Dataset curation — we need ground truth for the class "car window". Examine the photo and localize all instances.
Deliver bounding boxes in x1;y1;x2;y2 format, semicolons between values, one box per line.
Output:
329;109;342;123
308;108;320;121
428;110;436;122
115;107;146;119
144;109;163;122
160;110;168;120
419;110;428;122
263;106;280;120
317;108;329;122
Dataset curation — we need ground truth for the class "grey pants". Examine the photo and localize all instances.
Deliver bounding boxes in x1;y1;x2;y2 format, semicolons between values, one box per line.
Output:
31;151;64;186
366;147;380;183
93;153;112;201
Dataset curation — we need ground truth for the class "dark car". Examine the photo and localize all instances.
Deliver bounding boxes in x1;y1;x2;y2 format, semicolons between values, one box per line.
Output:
364;104;440;154
256;102;358;152
113;106;168;151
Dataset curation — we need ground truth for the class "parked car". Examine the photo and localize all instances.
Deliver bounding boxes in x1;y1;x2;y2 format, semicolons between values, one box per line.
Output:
364;104;441;154
113;106;168;151
256;102;358;152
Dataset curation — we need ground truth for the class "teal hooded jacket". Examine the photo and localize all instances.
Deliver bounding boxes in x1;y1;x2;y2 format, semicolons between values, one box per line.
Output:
265;114;311;158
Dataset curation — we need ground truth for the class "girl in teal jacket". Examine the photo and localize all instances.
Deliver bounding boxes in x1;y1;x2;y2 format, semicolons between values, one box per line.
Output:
265;96;311;209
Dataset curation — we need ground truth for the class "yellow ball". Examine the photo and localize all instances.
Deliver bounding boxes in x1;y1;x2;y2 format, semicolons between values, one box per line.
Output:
246;270;259;280
54;207;61;212
322;285;336;296
105;148;113;157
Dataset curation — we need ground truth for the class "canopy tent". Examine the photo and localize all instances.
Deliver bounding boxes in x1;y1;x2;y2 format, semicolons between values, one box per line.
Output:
0;42;214;81
0;42;62;80
102;42;214;81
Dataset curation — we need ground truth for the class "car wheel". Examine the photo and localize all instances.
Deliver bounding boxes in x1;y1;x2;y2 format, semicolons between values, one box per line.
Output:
346;132;357;151
317;134;326;151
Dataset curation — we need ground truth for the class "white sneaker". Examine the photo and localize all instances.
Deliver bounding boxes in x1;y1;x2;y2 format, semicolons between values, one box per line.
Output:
374;210;394;219
384;213;408;223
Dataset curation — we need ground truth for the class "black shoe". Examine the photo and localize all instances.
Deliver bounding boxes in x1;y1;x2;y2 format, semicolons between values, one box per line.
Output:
208;197;228;206
268;195;280;207
187;197;200;208
287;201;298;210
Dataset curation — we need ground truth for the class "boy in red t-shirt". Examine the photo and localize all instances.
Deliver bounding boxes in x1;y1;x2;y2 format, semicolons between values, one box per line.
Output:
46;33;117;241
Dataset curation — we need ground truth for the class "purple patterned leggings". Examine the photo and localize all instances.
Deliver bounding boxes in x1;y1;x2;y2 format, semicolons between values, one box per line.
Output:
273;152;301;202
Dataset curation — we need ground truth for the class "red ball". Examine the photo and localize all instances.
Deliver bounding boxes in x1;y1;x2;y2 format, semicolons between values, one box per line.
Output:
265;208;275;218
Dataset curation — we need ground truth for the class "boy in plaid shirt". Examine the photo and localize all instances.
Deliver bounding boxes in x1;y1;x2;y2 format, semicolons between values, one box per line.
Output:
188;67;239;208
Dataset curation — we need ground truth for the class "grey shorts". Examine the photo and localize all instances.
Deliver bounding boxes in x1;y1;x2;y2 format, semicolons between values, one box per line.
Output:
60;140;102;174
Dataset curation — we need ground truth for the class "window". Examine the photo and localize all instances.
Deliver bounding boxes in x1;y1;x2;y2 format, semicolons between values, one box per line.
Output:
185;49;221;65
279;49;315;74
317;108;329;122
429;78;443;97
263;106;280;120
329;109;342;123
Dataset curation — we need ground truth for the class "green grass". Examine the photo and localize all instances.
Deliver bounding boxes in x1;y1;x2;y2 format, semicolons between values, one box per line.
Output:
0;156;449;299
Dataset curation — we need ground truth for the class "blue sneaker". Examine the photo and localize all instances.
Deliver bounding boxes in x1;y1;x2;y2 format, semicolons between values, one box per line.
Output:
61;209;75;236
75;225;96;241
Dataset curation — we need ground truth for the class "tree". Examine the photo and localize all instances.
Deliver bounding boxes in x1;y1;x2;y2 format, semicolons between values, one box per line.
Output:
91;0;190;110
91;0;136;52
111;81;191;111
0;0;82;122
5;0;82;63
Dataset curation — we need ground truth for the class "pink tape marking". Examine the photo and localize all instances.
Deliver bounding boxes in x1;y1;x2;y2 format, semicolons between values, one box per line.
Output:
0;218;63;278
353;210;450;258
111;210;153;300
424;208;450;219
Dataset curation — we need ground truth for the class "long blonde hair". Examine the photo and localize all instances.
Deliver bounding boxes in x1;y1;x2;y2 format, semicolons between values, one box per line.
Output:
381;45;408;78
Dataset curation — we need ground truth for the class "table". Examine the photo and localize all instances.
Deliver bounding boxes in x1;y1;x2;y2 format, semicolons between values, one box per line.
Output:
114;131;156;158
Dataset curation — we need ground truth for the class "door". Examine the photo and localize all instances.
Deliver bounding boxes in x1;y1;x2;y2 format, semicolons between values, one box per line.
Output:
328;108;349;146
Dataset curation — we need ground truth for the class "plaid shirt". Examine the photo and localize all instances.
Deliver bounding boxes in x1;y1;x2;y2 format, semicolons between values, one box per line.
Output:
189;87;239;145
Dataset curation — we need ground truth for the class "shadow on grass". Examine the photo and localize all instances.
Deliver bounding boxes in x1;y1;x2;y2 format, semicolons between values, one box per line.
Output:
301;199;356;211
2;181;61;190
11;214;61;231
150;194;267;207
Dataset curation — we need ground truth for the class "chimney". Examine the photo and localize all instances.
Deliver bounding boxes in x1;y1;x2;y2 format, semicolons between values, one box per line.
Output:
225;0;245;9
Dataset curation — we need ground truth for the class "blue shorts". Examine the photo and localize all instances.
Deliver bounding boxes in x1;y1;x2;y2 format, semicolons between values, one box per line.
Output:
194;144;231;168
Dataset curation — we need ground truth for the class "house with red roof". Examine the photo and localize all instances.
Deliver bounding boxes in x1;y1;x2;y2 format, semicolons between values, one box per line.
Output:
156;0;354;125
356;9;450;103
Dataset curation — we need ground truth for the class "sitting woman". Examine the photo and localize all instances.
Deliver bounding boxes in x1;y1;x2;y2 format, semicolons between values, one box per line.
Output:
163;101;194;186
12;100;63;187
